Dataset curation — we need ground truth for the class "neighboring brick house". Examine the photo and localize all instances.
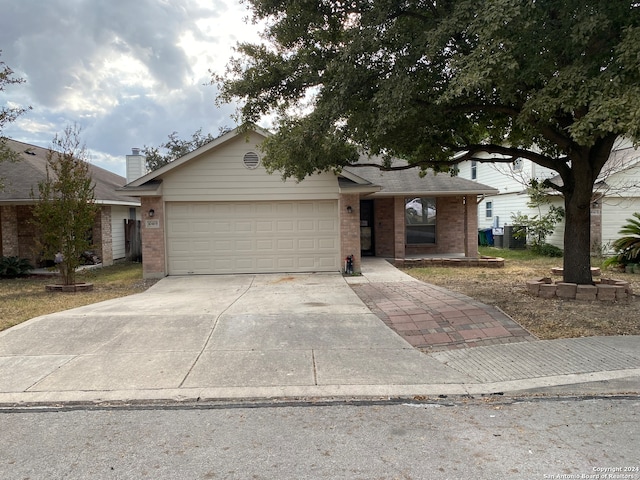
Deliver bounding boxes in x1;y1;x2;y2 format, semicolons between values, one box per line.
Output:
120;126;497;279
0;139;140;267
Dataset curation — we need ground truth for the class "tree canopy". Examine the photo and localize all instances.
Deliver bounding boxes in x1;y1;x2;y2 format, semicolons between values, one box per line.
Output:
31;125;98;286
217;0;640;284
143;127;232;171
1;51;30;169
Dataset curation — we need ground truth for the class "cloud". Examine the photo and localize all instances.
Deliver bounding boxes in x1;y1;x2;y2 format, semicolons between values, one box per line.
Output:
0;0;260;176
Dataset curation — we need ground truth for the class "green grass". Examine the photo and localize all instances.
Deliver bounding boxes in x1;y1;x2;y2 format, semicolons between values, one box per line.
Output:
479;246;558;261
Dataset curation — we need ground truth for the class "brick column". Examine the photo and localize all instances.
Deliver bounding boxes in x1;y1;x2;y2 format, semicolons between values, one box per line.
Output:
373;198;394;257
465;196;479;257
393;197;405;259
141;197;166;278
339;194;361;273
94;206;113;266
0;205;19;257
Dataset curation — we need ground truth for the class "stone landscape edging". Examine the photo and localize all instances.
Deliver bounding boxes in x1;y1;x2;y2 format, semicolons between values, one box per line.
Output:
395;257;505;268
526;277;633;302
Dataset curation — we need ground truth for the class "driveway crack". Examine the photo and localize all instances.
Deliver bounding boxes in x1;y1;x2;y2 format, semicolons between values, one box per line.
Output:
178;276;256;388
311;349;318;386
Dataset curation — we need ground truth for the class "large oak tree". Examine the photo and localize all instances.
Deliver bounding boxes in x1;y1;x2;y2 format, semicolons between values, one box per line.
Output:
217;0;640;284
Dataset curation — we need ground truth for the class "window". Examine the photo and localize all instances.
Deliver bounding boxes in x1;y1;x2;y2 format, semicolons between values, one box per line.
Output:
485;201;493;218
405;197;436;244
471;160;477;180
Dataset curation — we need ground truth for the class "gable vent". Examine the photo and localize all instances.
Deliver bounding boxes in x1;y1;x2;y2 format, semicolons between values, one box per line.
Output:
243;151;260;169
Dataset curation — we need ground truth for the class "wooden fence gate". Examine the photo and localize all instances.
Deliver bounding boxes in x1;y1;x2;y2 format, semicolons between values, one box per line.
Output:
125;219;142;262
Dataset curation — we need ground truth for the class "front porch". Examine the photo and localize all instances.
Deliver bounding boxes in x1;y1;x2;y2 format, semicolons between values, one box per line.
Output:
339;195;482;274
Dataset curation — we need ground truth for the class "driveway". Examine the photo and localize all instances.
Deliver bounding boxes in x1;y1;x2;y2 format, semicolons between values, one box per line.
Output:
3;260;640;405
0;271;472;404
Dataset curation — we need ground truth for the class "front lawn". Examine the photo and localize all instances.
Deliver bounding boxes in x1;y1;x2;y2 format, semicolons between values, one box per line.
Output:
0;262;156;332
403;247;640;339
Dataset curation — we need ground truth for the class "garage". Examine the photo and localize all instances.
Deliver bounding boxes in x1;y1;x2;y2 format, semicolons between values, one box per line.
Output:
166;200;340;274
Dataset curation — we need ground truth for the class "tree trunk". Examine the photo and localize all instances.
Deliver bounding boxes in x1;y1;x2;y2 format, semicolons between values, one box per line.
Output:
563;189;593;284
562;156;598;285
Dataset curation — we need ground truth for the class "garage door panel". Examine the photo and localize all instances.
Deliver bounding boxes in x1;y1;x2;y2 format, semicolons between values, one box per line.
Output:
257;258;275;269
235;221;253;233
318;238;337;250
170;239;190;253
276;203;295;215
214;240;233;251
167;201;340;274
298;220;315;231
192;240;211;253
276;258;295;269
297;203;314;215
192;222;211;234
298;258;315;268
256;204;274;215
277;239;295;250
256;239;274;250
236;258;254;270
317;202;335;215
318;257;338;267
213;221;232;232
168;221;190;235
298;239;315;250
276;220;294;232
256;221;273;232
319;219;337;231
214;258;234;272
236;240;253;251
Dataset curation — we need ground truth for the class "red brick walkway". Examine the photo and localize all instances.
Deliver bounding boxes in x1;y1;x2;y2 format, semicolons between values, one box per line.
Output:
350;282;536;352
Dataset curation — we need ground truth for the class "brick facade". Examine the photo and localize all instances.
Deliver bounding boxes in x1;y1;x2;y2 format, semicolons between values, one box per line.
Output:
464;196;479;257
373;198;395;257
16;206;38;262
369;195;480;260
2;203;119;268
140;197;166;278
135;193;480;278
93;206;113;267
405;196;467;256
340;193;361;273
0;205;19;258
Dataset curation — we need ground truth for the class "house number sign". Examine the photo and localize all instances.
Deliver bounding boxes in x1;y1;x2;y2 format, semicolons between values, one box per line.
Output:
145;219;160;229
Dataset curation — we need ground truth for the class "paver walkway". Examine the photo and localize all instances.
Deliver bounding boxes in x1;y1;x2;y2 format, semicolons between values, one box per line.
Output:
350;281;537;352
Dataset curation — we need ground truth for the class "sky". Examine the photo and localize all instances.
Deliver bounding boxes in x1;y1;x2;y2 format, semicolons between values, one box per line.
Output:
0;0;264;177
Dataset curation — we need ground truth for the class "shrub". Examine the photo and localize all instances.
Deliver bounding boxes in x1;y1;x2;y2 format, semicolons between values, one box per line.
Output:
603;212;640;268
0;256;34;278
531;243;563;257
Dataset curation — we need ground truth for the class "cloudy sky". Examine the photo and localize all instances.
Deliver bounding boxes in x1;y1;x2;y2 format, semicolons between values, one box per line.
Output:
0;0;264;177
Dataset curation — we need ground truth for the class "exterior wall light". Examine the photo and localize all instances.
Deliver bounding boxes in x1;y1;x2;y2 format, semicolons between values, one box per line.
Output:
346;206;353;214
149;209;155;218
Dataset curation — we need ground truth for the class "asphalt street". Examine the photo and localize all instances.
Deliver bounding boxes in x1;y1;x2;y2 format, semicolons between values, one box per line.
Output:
1;397;638;479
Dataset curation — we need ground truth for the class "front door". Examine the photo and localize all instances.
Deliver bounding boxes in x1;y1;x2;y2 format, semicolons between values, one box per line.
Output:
360;200;375;256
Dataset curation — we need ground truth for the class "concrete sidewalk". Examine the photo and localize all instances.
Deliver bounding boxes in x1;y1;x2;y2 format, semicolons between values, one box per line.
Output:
0;258;638;407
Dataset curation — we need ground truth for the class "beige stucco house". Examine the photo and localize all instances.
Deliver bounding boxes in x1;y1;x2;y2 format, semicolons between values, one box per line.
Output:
120;127;497;279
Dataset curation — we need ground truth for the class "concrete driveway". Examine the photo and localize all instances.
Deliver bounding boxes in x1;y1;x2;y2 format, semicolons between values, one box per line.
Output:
0;271;471;404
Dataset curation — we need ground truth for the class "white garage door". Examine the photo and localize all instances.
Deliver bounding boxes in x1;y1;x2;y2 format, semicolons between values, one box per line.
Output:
166;201;340;274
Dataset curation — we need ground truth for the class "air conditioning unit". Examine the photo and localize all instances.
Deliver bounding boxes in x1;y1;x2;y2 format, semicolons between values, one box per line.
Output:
504;225;526;249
